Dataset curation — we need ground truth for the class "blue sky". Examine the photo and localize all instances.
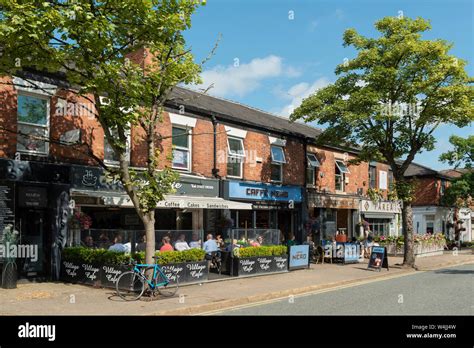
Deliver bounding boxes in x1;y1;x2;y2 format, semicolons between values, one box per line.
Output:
184;0;473;170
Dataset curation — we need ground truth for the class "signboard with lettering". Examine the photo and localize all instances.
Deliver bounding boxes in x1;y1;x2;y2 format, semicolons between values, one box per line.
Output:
309;194;358;209
0;181;15;240
360;199;402;214
367;246;389;271
343;243;360;263
18;186;48;208
289;245;310;270
225;181;302;203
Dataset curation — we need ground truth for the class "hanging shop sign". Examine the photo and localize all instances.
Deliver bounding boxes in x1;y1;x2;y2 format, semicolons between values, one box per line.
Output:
225;181;302;203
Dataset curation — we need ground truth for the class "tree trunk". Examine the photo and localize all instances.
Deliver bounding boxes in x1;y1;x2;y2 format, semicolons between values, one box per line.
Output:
401;202;416;267
143;211;156;265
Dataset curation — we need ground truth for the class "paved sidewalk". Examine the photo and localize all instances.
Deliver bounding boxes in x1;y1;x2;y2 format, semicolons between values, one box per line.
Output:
1;251;473;315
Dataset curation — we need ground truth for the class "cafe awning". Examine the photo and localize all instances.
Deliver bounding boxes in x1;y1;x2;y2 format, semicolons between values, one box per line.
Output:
70;189;252;210
362;212;395;219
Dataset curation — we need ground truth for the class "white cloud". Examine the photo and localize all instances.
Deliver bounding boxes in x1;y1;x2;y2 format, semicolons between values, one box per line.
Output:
278;77;331;117
194;55;299;98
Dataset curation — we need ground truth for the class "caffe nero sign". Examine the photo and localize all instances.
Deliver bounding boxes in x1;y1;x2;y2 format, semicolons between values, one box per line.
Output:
71;165;219;197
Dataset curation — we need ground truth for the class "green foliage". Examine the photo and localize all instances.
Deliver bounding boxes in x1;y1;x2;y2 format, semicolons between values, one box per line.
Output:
441;171;474;208
237;245;287;258
366;188;383;202
291;16;473;197
63;247;205;266
440;135;474;168
62;247;131;265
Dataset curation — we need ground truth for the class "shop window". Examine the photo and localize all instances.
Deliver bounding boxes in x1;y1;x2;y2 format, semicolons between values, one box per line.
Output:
104;127;131;164
306;153;320;186
271;145;286;182
366;218;391;236
425;215;435;234
171;126;191;171
17;94;50;155
227;137;245;178
335;160;349;192
369;165;377;189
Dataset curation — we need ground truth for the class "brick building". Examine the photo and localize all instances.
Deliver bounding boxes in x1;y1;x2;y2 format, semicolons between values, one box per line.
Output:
0;68;404;279
404;163;472;242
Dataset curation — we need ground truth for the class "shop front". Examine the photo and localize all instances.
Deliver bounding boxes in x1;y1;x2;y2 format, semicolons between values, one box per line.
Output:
69;165;252;246
307;193;359;242
0;159;71;280
222;180;303;242
359;199;402;237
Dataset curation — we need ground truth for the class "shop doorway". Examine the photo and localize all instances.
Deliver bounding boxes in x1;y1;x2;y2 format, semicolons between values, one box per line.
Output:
17;209;45;277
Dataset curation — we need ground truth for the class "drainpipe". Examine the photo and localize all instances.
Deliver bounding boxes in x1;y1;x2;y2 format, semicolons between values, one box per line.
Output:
211;115;219;178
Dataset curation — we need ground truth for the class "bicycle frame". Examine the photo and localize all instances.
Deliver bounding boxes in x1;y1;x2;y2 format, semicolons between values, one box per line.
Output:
132;264;170;289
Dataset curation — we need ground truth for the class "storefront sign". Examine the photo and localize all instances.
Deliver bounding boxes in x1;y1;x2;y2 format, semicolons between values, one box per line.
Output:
289;245;310;270
360;199;402;214
0;181;15;237
18;186;48;208
459;208;471;220
367;246;389;271
309;194;358;209
343;243;360;263
225;181;302;203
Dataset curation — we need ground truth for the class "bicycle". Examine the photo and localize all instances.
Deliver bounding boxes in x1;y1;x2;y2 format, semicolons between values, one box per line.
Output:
115;257;179;301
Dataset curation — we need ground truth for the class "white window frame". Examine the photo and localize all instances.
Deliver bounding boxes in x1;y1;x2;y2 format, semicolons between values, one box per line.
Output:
171;125;192;172
335;160;346;192
16;92;50;156
227;136;245;179
270;146;286;183
104;126;131;166
306;153;320;187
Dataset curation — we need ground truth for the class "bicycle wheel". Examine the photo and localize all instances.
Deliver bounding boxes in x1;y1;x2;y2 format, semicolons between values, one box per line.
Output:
155;270;179;297
116;271;145;301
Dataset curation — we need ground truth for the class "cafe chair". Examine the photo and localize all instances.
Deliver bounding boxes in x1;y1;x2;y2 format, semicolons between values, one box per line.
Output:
209;251;222;275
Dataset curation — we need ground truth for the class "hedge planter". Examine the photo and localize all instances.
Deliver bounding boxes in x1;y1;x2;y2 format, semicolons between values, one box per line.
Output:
233;255;288;276
60;260;82;284
160;263;186;285
100;264;130;289
184;261;209;284
80;263;101;286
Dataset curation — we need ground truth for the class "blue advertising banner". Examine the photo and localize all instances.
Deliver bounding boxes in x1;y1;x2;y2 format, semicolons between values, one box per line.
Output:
289;245;310;270
343;243;360;263
227;181;302;203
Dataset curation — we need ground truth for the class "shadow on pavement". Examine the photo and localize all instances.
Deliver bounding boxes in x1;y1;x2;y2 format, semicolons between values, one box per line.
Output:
433;269;474;275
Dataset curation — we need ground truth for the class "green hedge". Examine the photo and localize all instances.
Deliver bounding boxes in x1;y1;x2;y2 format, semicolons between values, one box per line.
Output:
236;245;287;258
62;247;206;266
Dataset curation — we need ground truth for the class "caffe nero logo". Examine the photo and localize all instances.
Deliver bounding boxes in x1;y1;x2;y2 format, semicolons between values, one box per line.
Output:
292;251;307;260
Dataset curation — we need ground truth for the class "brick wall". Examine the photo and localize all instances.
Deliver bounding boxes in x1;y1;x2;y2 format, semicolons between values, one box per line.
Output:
411;177;441;206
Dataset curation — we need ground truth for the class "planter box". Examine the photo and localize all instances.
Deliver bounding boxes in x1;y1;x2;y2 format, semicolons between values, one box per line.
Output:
233;255;288;276
100;264;131;289
383;243;445;257
160;263;186;285
60;261;83;284
184;261;209;284
80;263;101;286
255;256;275;274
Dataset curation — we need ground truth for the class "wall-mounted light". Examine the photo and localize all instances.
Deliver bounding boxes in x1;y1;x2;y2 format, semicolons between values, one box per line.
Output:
320;172;324;178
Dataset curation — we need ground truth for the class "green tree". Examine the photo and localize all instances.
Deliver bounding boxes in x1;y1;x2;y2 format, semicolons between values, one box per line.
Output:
0;0;208;273
291;16;473;267
439;135;474;168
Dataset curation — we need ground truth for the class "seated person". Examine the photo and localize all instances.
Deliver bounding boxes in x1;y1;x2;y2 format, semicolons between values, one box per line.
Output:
203;233;220;260
250;235;263;247
286;234;297;247
303;234;315;252
215;234;225;249
189;233;202;249
159;236;174;252
226;239;240;252
108;235;126;253
82;235;95;248
174;234;191;251
137;235;147;252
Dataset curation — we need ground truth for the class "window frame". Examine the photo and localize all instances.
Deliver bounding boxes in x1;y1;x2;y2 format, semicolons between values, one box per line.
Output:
369;165;377;189
306;153;320;186
227;136;246;179
171;125;192;172
270;145;286;164
270;145;286;183
103;126;131;166
16;92;50;156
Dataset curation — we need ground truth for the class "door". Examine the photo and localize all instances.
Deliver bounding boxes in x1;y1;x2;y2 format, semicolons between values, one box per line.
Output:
18;209;45;276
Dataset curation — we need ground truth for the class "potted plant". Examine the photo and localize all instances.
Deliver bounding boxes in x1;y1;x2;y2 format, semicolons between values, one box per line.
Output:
1;224;19;289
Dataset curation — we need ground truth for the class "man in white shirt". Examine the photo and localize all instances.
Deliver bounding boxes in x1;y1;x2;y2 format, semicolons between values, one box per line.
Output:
174;234;191;251
108;235;126;253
